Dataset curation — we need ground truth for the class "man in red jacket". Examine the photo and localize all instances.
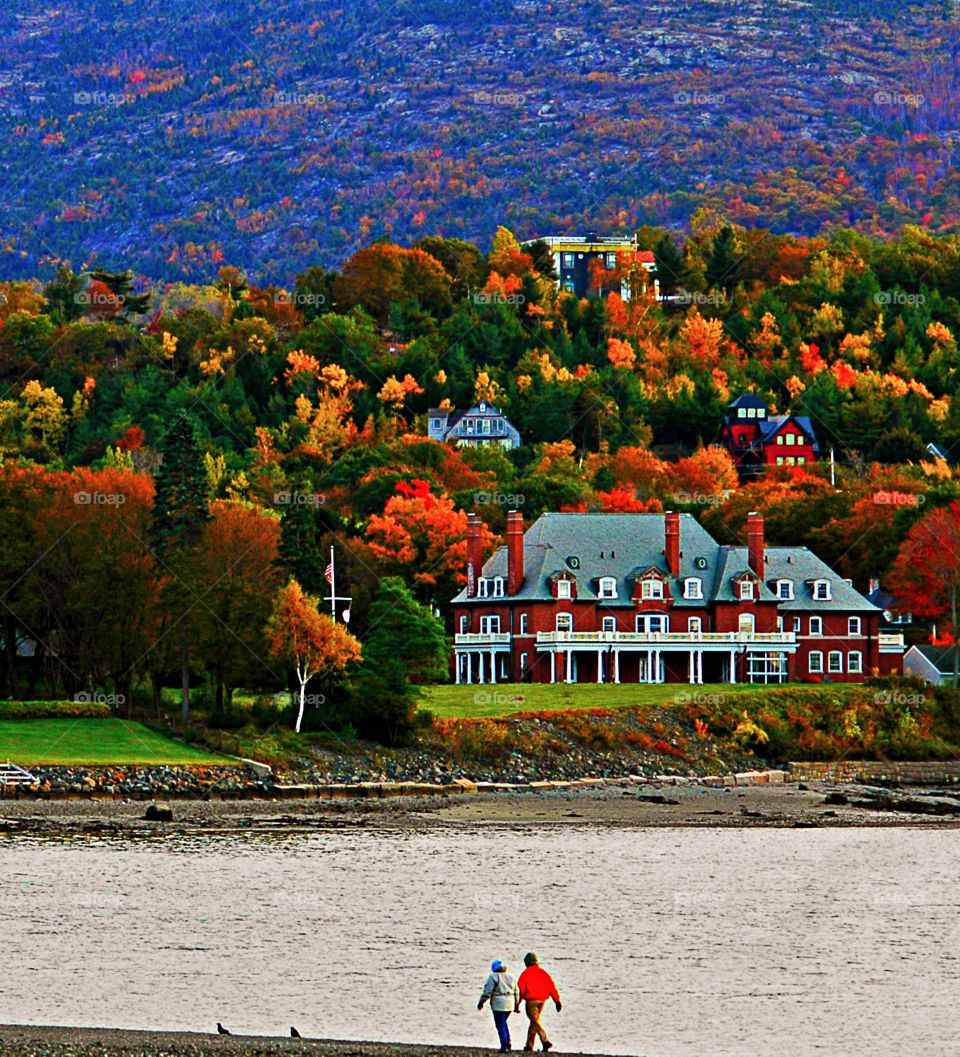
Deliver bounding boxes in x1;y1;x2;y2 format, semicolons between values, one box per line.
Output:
516;952;562;1052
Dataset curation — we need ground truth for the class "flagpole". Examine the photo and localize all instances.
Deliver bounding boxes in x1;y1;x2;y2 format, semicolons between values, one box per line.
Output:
329;544;336;621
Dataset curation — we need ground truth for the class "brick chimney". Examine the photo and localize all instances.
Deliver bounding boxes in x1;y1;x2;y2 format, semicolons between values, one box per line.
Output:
506;510;525;595
664;511;681;577
747;511;764;578
467;512;483;597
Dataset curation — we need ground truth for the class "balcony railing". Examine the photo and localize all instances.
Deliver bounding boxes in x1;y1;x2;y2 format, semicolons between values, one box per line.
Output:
536;630;796;646
454;633;512;646
878;632;906;650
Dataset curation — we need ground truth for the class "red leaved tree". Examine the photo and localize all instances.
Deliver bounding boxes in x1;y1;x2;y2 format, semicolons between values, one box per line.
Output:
889;500;960;684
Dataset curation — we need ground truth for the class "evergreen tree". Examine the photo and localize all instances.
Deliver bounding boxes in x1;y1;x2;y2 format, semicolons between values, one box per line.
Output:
705;226;740;291
349;576;447;745
654;234;685;296
150;411;210;725
88;269;151;317
43;267;85;323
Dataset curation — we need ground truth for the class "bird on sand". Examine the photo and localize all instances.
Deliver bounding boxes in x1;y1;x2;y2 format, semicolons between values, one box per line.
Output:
217;1023;231;1035
290;1027;302;1038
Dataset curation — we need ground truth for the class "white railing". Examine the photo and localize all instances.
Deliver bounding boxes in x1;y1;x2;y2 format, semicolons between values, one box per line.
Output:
878;632;906;650
0;762;37;786
454;633;512;646
536;630;796;646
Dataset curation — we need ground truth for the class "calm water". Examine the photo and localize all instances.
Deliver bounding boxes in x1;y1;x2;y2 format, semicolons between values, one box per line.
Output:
0;825;957;1057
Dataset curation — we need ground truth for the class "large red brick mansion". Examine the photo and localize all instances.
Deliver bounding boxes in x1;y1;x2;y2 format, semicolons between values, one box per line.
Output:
451;511;905;685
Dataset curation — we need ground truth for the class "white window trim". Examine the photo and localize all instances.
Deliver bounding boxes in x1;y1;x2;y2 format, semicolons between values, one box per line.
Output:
459;615;468;634
688;617;703;633
809;617;823;636
519;613;529;635
684;577;702;600
828;651;843;673
556;612;573;632
479;615;501;634
848;617;862;636
809;651;824;674
556;580;572;600
602;616;617;632
739;580;754;600
777;580;794;600
848;651;863;674
641;579;664;600
492;576;505;598
813;580;831;601
477;578;489;598
598;576;618;599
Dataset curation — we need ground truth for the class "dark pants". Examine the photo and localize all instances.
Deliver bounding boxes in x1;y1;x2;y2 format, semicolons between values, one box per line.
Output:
492;1009;511;1051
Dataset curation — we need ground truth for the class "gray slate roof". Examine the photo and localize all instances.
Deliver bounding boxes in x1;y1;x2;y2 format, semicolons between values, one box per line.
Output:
906;645;960;674
452;513;878;612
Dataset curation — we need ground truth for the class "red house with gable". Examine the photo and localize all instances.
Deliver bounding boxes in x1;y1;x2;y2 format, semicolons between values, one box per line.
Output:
450;511;904;687
720;393;819;479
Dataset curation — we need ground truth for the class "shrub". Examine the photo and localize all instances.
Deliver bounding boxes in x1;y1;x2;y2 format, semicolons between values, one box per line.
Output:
0;699;111;719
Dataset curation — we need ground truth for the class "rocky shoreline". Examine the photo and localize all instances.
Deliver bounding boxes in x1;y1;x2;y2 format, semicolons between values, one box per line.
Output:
0;1026;623;1057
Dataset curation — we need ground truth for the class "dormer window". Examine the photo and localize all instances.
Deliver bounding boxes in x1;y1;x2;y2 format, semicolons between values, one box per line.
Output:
641;579;664;600
813;580;831;601
492;576;505;598
776;579;794;600
739;580;754;601
684;577;702;600
598;577;617;599
557;580;572;600
478;578;489;598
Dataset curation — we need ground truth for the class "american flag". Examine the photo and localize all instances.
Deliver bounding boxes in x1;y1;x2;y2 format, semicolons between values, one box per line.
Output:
325;561;334;584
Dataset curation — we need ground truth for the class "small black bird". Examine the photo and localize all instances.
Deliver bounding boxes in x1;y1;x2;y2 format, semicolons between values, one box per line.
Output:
217;1023;231;1035
291;1027;302;1039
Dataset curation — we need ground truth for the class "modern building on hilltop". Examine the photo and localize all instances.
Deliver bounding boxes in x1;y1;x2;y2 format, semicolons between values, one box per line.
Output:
451;511;905;686
720;393;819;479
427;401;521;449
532;234;657;301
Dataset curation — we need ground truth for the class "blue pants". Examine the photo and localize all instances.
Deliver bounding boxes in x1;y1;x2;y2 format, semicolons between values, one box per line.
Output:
492;1009;511;1051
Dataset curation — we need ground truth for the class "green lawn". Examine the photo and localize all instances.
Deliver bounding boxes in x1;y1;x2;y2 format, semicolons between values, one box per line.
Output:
0;718;233;766
420;682;764;719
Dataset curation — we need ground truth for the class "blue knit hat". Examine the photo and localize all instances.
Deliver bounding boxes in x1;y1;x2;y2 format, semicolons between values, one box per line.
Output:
491;959;506;971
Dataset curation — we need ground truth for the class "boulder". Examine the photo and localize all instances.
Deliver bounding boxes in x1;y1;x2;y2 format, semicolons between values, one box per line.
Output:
143;804;174;822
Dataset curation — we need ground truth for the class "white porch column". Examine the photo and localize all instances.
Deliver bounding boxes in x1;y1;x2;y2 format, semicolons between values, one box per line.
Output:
613;649;620;684
729;649;737;684
597;648;604;683
466;654;473;684
656;650;664;683
490;650;497;683
566;649;574;683
697;650;704;684
688;650;696;684
455;652;462;684
550;652;556;684
645;649;653;684
479;651;486;684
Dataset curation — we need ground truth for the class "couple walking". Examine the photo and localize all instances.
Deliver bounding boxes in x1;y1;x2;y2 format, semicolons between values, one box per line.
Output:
478;952;562;1053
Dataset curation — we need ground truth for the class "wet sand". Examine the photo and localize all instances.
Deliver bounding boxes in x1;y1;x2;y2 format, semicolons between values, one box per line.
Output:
0;782;957;835
0;1026;624;1057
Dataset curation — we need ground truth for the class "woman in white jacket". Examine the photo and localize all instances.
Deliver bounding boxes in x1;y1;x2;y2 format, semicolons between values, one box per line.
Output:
478;959;521;1052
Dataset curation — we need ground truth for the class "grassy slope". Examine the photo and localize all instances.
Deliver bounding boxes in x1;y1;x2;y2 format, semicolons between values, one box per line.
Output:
0;718;232;766
420;682;764;719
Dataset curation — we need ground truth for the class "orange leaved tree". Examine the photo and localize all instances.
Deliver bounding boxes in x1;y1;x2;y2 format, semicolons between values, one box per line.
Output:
265;580;362;732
